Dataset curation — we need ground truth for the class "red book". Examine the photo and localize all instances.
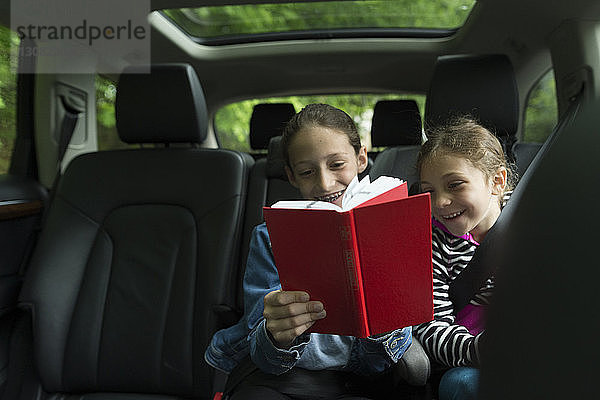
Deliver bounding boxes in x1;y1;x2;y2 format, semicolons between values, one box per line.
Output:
263;180;433;337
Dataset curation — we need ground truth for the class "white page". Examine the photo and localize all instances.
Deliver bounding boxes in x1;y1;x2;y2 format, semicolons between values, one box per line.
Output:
341;176;404;210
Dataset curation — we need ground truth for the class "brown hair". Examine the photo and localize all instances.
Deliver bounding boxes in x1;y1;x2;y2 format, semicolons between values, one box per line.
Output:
281;103;361;167
417;116;516;199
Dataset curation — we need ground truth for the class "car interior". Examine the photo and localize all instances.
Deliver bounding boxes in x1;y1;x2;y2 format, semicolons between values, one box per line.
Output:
0;0;599;399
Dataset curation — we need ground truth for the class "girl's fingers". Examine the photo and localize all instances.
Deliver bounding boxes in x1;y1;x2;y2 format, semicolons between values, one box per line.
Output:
264;290;309;306
269;321;317;348
266;308;326;332
264;299;324;320
263;289;326;348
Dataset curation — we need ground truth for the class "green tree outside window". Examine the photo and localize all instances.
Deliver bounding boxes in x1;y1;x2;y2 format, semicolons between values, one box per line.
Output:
523;70;557;143
0;26;19;174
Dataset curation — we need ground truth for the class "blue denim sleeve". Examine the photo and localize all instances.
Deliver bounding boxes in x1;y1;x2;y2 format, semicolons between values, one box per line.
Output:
245;223;310;374
250;320;311;375
345;326;413;376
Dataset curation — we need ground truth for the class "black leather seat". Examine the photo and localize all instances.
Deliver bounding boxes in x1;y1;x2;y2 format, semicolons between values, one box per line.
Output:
512;141;543;179
369;99;423;190
425;54;519;161
371;99;422;149
248;103;296;155
12;64;253;399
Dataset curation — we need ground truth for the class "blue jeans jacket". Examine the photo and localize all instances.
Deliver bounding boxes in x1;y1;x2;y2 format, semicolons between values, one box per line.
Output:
205;223;412;376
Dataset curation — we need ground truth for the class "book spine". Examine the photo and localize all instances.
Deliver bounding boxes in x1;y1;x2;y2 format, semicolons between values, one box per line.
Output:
342;211;370;337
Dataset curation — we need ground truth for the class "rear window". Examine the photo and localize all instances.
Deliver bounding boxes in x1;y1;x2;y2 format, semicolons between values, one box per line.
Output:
215;94;425;152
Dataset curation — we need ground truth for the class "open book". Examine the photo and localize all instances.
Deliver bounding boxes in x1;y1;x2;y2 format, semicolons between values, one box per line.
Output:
263;176;433;337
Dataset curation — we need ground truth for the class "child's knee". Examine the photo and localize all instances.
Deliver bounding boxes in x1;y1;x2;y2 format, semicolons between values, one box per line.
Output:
439;367;479;400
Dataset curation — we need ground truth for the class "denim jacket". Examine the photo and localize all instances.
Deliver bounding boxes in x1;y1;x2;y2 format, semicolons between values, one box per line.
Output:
205;223;412;376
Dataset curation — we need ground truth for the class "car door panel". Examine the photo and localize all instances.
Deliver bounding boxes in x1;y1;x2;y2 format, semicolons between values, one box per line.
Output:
0;175;46;312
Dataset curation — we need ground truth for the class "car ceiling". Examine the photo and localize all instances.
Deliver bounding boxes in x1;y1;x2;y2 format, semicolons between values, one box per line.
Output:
146;0;600;112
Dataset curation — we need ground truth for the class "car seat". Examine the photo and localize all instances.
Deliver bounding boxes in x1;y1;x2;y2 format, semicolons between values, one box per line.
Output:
369;99;423;191
5;63;253;399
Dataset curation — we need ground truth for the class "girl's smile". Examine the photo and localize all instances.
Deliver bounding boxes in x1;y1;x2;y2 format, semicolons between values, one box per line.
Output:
420;154;505;242
440;209;466;220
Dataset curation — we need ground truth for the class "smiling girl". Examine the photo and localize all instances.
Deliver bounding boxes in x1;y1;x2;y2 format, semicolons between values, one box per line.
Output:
206;104;413;400
414;117;515;400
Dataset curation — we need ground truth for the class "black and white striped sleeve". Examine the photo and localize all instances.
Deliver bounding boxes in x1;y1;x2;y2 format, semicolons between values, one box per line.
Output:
414;230;483;368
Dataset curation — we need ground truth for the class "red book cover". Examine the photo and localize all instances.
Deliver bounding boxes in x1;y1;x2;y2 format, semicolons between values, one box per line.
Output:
263;183;433;337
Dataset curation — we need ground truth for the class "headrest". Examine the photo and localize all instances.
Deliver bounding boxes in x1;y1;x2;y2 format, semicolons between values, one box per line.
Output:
371;100;422;147
425;54;518;140
266;136;288;180
249;103;296;150
116;64;208;144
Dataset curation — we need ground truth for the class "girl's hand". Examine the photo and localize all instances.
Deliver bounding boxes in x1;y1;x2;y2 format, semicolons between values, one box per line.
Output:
263;290;326;349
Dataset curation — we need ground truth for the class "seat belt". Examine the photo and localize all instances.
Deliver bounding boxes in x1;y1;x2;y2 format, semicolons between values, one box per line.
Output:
56;93;85;174
40;94;84;226
448;91;585;312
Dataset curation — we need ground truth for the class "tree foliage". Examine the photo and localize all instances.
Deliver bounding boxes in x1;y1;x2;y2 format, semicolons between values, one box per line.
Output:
164;0;477;37
523;70;557;143
0;26;18;173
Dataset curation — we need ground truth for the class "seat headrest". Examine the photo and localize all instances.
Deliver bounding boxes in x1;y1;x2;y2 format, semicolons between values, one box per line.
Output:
425;54;518;140
266;136;288;180
250;103;296;150
371;100;422;147
116;64;208;144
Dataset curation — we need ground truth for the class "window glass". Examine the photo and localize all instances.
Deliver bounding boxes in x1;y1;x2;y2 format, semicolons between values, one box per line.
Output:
0;26;19;174
215;94;426;152
163;0;476;43
523;69;558;143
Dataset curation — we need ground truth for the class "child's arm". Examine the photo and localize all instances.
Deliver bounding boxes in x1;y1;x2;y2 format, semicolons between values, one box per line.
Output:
344;327;413;375
413;234;484;368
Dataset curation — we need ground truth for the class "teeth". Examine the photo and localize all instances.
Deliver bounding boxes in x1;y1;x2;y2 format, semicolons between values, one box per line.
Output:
443;210;464;219
316;190;344;203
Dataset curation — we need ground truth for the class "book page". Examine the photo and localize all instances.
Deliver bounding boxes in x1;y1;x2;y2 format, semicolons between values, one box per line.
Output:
270;175;405;211
341;176;404;210
268;199;342;210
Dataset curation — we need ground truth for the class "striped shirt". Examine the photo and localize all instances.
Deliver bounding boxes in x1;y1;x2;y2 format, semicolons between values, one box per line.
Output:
414;193;510;368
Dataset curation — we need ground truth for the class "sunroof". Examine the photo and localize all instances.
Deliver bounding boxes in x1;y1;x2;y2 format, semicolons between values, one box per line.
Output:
162;0;476;44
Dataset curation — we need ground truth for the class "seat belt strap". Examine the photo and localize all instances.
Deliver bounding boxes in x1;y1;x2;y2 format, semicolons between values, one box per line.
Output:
56;94;83;172
40;95;83;226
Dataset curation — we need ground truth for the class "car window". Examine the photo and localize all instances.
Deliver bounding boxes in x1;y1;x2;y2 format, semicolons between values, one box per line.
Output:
215;94;426;152
523;69;558;143
0;26;19;174
162;0;477;44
